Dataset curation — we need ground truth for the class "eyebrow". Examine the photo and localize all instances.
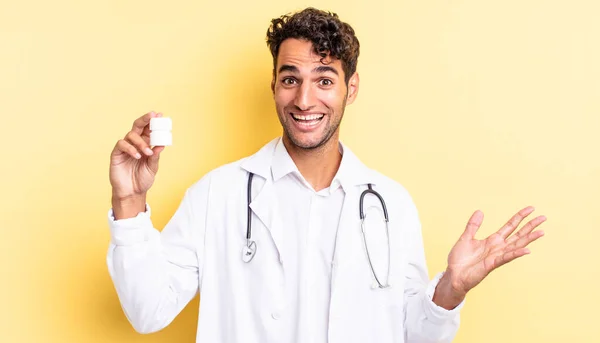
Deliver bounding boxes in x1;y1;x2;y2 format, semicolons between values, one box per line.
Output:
278;64;339;76
278;64;299;74
313;65;339;76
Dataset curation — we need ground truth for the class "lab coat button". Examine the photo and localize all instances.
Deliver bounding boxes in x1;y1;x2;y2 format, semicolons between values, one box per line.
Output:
271;312;281;320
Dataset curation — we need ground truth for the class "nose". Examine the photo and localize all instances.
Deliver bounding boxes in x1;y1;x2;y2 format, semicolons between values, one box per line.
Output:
293;82;316;111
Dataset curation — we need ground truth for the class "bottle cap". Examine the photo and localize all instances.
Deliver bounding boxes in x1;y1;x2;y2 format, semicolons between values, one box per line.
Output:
150;117;172;131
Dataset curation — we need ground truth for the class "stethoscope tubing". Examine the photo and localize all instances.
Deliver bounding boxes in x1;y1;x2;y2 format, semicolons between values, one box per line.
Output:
243;172;391;289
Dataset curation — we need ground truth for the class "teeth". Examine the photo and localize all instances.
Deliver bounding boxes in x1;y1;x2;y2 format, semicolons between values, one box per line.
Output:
292;113;324;121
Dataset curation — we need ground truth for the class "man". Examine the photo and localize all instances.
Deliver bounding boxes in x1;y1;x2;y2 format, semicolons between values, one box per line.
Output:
107;7;545;343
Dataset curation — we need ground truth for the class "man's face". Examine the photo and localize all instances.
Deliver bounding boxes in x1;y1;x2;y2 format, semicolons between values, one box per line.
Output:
272;38;359;150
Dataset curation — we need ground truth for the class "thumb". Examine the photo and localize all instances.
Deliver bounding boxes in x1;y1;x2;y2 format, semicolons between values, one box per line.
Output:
460;210;484;241
147;146;165;171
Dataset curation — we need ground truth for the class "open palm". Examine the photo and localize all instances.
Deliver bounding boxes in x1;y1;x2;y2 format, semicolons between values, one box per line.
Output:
446;206;546;296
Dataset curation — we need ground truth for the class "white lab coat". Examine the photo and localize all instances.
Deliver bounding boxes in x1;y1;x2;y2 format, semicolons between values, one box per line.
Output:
107;138;462;343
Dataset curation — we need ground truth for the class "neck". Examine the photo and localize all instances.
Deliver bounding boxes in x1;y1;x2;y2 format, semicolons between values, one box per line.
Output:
282;133;342;192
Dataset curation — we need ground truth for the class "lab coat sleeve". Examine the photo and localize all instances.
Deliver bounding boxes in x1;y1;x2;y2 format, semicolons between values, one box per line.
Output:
106;175;211;334
403;199;464;343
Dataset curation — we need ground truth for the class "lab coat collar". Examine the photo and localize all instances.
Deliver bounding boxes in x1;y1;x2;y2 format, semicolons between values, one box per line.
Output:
271;138;299;182
239;138;278;180
240;137;377;189
335;141;377;190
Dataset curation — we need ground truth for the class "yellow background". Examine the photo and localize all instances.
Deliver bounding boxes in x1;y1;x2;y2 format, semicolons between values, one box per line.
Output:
1;0;598;342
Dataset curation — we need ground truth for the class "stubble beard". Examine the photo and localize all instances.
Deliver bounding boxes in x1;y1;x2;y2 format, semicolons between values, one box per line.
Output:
280;95;347;152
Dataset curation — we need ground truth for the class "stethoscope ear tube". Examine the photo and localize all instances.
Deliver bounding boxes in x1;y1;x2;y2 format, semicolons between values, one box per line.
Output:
243;172;257;263
360;184;391;289
361;218;391;289
359;184;389;222
247;172;254;240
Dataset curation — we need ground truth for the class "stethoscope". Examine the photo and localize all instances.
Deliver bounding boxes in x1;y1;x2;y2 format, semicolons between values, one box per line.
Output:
242;172;391;289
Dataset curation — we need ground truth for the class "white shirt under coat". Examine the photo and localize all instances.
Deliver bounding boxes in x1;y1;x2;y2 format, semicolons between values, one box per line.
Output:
106;137;464;343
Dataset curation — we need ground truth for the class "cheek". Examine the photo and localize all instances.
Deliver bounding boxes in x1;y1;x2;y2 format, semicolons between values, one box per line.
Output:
273;97;287;114
318;90;346;110
274;89;294;109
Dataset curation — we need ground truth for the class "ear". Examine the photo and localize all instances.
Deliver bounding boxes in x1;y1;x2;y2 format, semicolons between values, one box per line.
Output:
271;69;276;94
345;72;360;105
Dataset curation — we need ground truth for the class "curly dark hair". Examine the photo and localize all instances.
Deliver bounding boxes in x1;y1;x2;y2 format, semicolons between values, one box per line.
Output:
266;7;360;84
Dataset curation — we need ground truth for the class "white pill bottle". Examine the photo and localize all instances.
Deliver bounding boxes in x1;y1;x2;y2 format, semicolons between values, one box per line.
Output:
149;117;172;146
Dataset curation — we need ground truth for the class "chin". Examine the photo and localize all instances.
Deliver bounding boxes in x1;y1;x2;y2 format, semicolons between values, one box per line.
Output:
288;133;330;150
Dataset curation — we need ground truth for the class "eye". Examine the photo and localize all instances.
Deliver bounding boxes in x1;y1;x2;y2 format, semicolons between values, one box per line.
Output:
319;79;333;86
282;77;297;85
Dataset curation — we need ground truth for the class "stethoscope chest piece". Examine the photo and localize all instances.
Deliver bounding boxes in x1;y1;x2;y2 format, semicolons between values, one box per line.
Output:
242;240;257;263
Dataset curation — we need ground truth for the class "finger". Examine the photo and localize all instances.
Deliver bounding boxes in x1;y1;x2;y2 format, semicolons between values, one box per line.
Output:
141;112;163;142
141;125;151;143
494;247;530;269
461;210;484;240
113;139;142;160
506;215;546;245
497;206;535;239
151;145;165;156
131;111;160;135
510;229;545;250
125;131;154;157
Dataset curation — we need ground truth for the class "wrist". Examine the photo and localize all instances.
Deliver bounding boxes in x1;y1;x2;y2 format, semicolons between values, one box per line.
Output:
432;270;466;310
111;193;147;220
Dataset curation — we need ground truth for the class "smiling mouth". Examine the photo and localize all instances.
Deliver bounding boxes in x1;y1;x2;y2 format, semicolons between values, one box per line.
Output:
290;113;324;131
291;113;324;124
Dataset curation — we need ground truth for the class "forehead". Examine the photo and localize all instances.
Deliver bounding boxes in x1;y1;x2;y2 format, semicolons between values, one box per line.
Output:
276;38;342;71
